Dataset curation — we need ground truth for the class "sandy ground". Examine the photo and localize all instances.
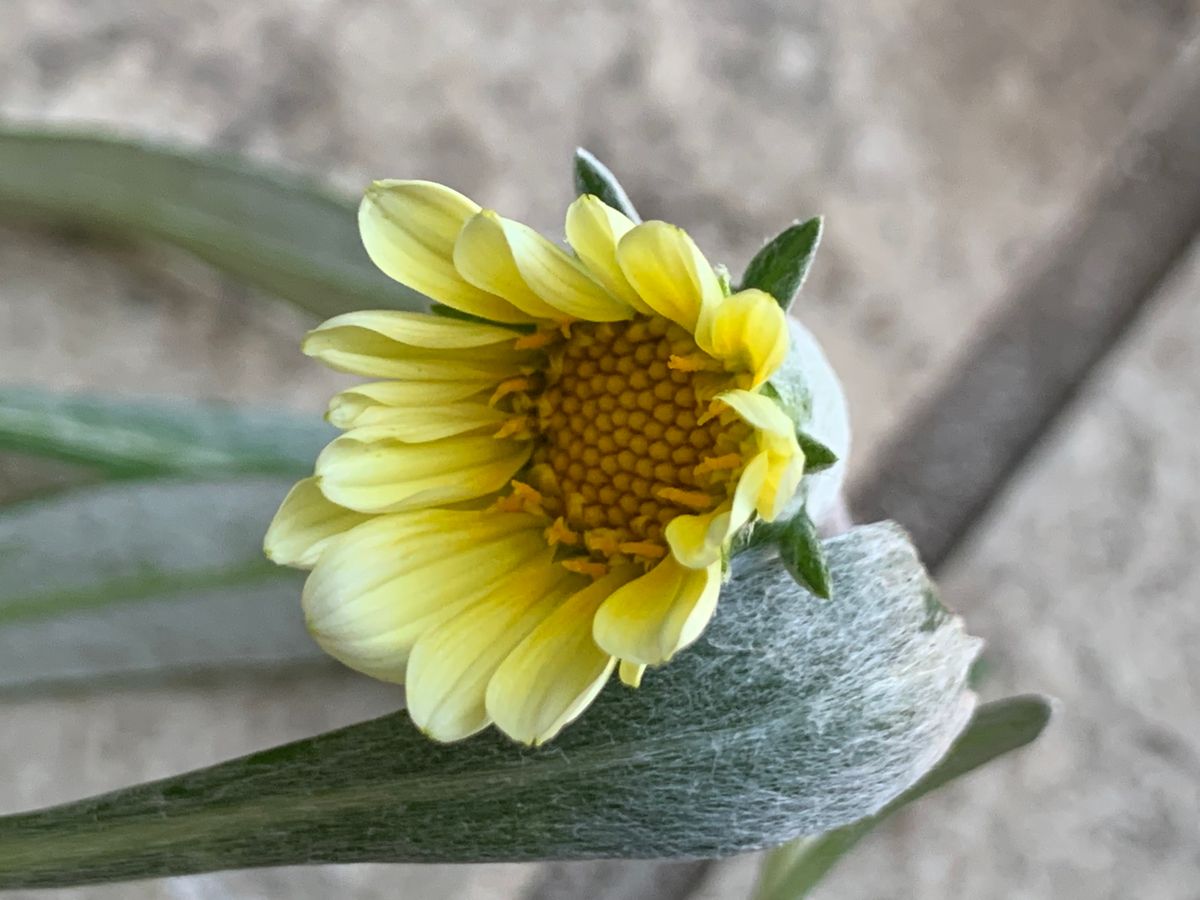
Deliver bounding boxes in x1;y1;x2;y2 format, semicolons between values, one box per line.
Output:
1;1;1198;897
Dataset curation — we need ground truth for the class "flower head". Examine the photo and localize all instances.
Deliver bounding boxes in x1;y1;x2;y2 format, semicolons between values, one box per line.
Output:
265;181;806;744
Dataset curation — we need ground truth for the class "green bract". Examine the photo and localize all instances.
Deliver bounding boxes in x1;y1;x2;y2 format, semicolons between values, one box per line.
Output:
0;523;981;888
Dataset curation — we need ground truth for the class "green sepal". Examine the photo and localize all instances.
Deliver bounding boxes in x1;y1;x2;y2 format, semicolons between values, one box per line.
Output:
778;510;832;599
740;217;823;312
573;148;641;222
797;429;838;473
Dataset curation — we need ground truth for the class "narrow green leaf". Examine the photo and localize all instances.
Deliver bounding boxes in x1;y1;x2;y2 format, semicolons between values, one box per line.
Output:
778;511;832;599
0;128;427;318
740;217;823;312
0;523;980;887
753;695;1052;900
0;477;317;686
0;386;332;479
573;147;641;222
796;430;838;473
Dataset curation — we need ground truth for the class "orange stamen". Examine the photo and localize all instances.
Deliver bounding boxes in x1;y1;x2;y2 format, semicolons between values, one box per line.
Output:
545;517;580;547
493;416;533;440
583;529;622;557
618;541;667;559
654;486;715;511
514;329;560;351
562;558;608;579
668;353;722;373
694;453;743;476
490;377;533;406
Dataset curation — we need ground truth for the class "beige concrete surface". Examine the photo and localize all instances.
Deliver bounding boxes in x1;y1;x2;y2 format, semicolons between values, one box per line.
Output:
812;236;1200;899
2;1;1199;898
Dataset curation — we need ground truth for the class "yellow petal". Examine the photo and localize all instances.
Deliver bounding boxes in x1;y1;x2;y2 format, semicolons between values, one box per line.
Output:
715;389;796;442
359;181;534;324
592;556;721;665
694;289;789;387
494;212;635;321
487;569;633;745
302;509;547;682
757;451;807;522
565;194;651;313
332;402;507;442
716;391;805;521
263;477;373;569
453;211;564;320
326;380;491;429
303;321;527;382
664;451;765;568
302;311;528;380
730;450;771;524
316;432;532;513
618;660;646;688
310;311;519;349
616;221;723;331
663;508;731;570
406;553;578;742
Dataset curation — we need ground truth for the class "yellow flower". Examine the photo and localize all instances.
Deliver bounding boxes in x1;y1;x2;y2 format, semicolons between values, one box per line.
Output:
265;181;806;745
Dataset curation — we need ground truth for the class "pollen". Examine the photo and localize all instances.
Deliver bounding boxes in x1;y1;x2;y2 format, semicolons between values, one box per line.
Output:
529;317;751;571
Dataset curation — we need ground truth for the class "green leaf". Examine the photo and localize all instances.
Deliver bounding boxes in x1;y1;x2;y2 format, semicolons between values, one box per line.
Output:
0;477;317;686
0;386;332;479
573;147;641;222
740;217;823;312
752;694;1052;900
0;128;427;318
0;523;980;887
778;510;832;599
796;429;838;473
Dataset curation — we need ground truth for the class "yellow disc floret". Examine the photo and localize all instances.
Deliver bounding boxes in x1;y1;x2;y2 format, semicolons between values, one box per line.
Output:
512;317;751;573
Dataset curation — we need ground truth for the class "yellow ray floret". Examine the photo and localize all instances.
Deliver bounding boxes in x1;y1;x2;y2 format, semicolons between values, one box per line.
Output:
267;182;809;745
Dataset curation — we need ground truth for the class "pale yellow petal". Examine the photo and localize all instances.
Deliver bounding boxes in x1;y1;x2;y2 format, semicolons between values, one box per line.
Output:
263;477;373;569
302;509;547;682
406;554;578;742
663;508;731;570
730;450;771;525
715;389;796;441
565;194;651;313
326;380;491;429
694;289;789;387
757;452;807;522
664;451;766;568
316;432;532;513
618;660;646;688
303;334;524;383
309;311;519;349
616;221;723;331
359;181;534;324
494;213;635;321
716;391;805;521
331;402;507;442
487;569;633;745
453;211;564;320
592;556;721;665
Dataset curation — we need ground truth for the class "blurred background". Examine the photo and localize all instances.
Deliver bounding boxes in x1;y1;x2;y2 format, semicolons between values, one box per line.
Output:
2;1;1199;898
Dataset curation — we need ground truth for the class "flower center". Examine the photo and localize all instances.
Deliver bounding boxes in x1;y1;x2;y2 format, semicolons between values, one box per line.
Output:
522;316;750;574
